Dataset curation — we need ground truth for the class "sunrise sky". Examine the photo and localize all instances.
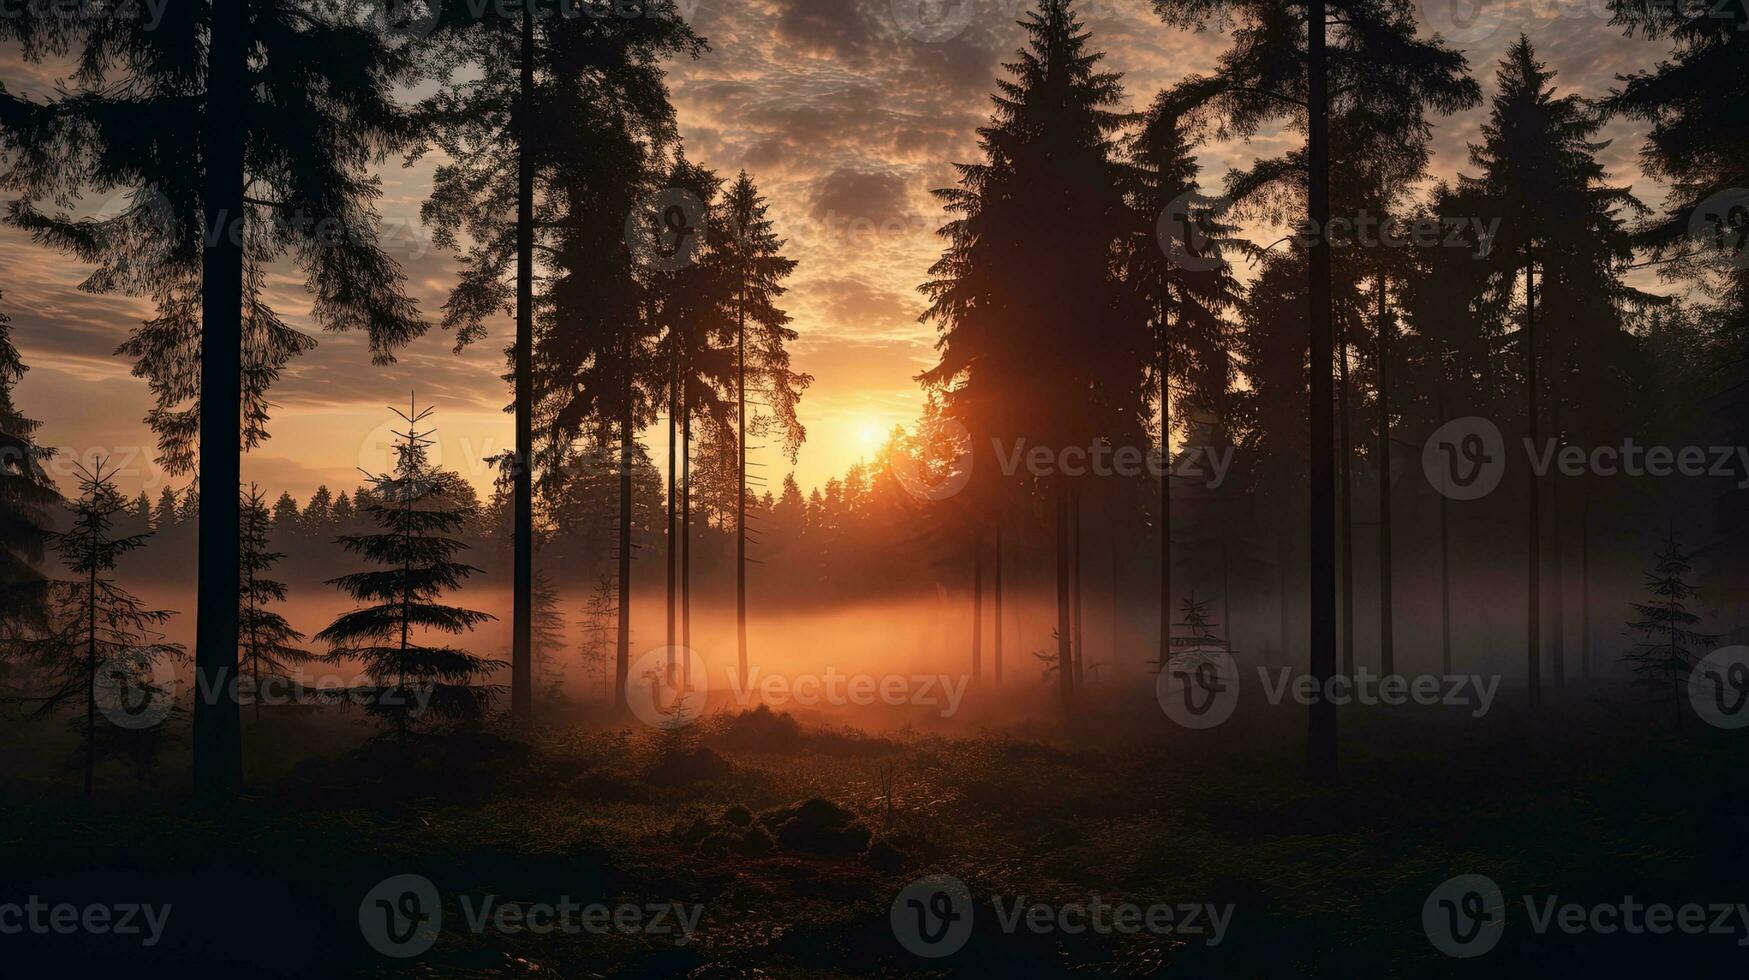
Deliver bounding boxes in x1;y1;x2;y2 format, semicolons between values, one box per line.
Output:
0;0;1667;502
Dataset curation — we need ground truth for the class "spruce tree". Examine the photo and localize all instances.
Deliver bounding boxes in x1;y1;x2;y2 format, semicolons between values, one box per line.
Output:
239;486;312;721
32;461;182;797
316;398;500;744
0;305;59;638
0;3;430;796
921;0;1148;705
534;569;565;702
153;487;179;531
1127;101;1242;676
415;0;703;726
720;171;805;691
1622;531;1716;727
1463;37;1645;702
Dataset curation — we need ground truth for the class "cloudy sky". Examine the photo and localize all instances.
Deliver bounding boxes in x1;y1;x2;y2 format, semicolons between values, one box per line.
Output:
0;0;1669;503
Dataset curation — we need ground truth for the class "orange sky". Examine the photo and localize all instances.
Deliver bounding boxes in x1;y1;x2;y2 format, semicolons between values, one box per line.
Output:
0;0;1672;503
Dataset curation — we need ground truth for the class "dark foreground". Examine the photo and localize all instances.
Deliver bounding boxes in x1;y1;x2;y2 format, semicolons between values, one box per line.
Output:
1;682;1743;977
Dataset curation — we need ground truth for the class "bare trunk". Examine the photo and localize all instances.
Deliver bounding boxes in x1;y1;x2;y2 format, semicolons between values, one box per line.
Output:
994;522;1005;684
1338;309;1355;677
1055;490;1073;705
971;529;983;684
509;6;535;728
194;0;246;799
615;329;633;714
1376;273;1395;676
1071;489;1085;688
1306;0;1338;779
736;291;749;689
1526;259;1542;709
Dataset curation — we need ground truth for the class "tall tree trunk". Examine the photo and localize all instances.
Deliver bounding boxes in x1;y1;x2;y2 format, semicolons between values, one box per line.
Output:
508;6;535;727
1437;366;1452;677
1277;533;1290;666
994;521;1005;683
666;337;678;681
681;382;693;686
1580;492;1591;681
736;288;749;690
1338;310;1355;677
194;0;246;799
1221;533;1232;649
1306;0;1338;779
1376;273;1395;675
615;330;633;714
1071;489;1085;688
1525;259;1541;709
971;528;983;683
1055;490;1073;704
1550;408;1565;690
85;564;96;800
1160;304;1172;672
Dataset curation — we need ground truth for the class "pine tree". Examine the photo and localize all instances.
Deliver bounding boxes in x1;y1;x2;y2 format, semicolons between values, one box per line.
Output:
154;487;179;531
1622;531;1716;727
0;3;430;797
316;398;501;744
921;0;1149;705
303;485;334;531
578;574;617;704
534;569;566;702
131;491;152;529
1126;102;1242;676
416;0;704;726
271;491;301;538
1157;0;1477;777
1464;37;1645;703
31;460;182;797
332;491;355;527
0;304;59;638
239;486;312;721
720;171;806;691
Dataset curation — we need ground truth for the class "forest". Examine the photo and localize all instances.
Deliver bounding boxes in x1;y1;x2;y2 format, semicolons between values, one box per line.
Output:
0;0;1747;975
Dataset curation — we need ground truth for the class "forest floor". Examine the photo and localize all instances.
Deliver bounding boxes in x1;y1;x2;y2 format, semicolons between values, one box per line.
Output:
1;681;1744;977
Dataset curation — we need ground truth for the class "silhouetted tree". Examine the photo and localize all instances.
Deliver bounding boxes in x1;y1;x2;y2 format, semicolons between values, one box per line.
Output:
1622;531;1715;727
31;461;181;797
416;0;703;726
1126;101;1241;673
922;0;1149;704
240;485;311;721
316;398;500;745
0;305;58;637
1463;37;1644;703
0;1;430;798
720;171;806;690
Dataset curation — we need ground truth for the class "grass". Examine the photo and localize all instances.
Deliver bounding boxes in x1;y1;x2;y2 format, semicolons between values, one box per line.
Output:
0;683;1743;976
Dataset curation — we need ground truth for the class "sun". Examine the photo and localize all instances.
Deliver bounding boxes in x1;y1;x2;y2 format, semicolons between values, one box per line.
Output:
856;421;886;456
